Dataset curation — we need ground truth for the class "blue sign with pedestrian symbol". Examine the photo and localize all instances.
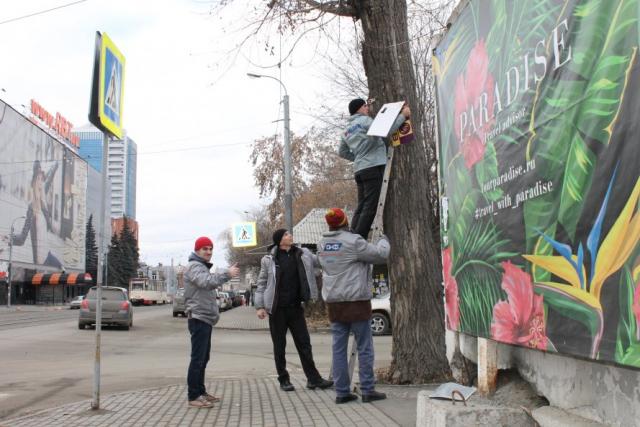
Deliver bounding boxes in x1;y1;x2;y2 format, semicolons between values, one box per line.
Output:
232;222;257;247
96;32;125;139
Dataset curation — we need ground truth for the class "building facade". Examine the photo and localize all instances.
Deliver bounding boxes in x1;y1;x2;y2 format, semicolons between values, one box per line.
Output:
74;124;137;220
0;99;92;304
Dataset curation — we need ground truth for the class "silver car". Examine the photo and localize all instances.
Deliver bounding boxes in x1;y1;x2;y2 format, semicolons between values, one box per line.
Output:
78;286;133;330
69;295;84;309
173;288;186;317
371;293;391;335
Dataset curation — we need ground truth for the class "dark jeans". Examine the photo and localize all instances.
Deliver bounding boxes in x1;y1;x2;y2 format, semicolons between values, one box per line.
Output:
187;318;212;401
351;165;385;239
268;305;322;384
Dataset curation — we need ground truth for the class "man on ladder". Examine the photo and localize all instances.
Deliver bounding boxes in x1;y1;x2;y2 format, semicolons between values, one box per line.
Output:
323;97;411;401
339;98;411;239
318;208;390;404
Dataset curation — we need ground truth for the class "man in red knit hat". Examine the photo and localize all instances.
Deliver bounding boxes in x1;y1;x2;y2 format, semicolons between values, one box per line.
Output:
318;208;390;404
184;236;239;408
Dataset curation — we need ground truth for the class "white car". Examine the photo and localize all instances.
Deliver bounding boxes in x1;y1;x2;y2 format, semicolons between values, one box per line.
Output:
69;295;85;309
218;291;232;311
370;292;391;335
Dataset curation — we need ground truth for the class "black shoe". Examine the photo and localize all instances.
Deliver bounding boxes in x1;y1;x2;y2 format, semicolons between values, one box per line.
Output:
335;393;358;404
306;378;334;390
279;380;295;392
361;390;387;402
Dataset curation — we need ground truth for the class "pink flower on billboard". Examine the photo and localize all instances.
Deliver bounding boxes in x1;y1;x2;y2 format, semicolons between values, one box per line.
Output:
491;261;547;350
453;39;495;170
443;247;460;330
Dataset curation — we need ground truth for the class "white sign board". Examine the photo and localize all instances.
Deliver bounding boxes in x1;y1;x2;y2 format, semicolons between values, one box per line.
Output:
366;101;404;137
232;222;257;248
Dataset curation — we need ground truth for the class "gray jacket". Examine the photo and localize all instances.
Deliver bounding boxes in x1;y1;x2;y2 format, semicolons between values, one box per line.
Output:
339;112;406;174
318;230;390;303
184;252;231;326
255;245;319;314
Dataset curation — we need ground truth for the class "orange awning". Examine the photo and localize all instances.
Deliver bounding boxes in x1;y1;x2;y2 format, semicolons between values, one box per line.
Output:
30;273;93;286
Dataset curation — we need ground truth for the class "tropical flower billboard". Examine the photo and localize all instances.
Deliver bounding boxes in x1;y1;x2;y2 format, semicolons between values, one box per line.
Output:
433;0;640;368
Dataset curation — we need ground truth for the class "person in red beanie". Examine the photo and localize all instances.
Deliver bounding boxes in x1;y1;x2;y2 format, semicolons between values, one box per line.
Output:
184;236;239;408
318;208;390;404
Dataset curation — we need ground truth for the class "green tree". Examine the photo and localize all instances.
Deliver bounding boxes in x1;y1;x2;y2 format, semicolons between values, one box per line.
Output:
107;232;125;287
85;215;98;285
119;215;140;282
219;0;452;382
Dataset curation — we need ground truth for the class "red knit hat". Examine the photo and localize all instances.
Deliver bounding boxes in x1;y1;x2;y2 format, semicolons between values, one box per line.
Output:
194;236;213;251
325;208;348;229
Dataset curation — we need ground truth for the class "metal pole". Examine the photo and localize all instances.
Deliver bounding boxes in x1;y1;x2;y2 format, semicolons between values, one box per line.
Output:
92;132;109;410
246;73;293;230
7;224;13;308
283;94;293;231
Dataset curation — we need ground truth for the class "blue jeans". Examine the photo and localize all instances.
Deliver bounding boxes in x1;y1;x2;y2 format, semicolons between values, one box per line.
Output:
331;319;375;396
187;318;212;401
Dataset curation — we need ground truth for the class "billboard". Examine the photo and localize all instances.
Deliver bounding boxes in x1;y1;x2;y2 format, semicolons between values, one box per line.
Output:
0;100;87;271
434;0;640;368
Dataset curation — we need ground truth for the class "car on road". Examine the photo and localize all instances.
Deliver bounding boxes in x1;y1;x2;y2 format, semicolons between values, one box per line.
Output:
370;292;391;336
218;291;232;311
78;286;133;330
69;295;84;309
173;288;186;317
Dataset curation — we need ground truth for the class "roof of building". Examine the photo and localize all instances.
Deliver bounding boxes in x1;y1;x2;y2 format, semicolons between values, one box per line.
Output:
72;122;101;133
293;208;353;246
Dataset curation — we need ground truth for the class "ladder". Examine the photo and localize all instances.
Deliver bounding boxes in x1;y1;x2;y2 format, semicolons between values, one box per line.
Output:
328;146;395;391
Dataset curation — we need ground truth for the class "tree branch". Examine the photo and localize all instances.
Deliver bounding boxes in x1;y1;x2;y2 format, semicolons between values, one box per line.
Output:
300;0;357;18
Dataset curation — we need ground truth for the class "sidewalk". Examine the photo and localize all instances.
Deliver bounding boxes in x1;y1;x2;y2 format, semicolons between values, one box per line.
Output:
215;305;269;330
1;305;427;427
3;376;411;427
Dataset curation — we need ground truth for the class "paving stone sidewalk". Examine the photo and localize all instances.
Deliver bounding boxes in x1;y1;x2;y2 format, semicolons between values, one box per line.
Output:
2;376;400;427
215;306;269;330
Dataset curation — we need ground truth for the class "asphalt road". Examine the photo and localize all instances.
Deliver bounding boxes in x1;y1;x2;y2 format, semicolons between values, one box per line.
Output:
0;305;393;422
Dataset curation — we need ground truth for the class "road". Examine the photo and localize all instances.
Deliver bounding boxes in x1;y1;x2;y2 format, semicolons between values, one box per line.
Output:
0;305;392;422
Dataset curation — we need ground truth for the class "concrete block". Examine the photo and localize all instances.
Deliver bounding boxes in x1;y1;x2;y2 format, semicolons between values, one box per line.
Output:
531;406;607;427
416;390;535;427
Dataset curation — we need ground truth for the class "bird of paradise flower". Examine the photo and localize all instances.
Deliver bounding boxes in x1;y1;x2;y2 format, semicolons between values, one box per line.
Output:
523;169;640;359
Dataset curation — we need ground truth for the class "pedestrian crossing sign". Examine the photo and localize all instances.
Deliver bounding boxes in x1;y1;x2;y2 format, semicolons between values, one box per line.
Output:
96;32;125;139
232;222;257;247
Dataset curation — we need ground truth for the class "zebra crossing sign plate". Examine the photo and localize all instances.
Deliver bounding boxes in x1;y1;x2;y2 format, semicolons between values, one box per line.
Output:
232;222;257;247
97;32;125;139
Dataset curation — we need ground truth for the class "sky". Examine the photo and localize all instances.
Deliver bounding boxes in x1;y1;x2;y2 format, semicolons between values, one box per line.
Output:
0;0;354;268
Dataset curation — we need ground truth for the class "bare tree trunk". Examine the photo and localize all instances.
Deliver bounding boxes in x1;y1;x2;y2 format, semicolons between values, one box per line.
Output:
358;0;451;383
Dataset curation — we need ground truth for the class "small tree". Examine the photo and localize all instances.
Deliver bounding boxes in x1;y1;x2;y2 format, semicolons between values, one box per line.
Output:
85;215;98;284
119;215;139;282
107;232;125;287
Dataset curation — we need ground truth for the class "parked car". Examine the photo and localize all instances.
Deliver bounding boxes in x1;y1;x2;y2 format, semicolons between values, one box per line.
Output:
173;288;186;317
69;295;85;309
370;292;391;335
218;291;232;311
229;290;244;307
78;286;133;330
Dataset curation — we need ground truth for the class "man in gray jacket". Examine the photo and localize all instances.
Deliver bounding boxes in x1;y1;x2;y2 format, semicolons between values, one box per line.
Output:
318;208;390;404
339;98;410;239
255;229;333;392
184;236;239;408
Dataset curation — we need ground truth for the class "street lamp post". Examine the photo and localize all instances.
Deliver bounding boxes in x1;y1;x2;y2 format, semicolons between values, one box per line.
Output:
7;215;26;308
247;73;293;231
